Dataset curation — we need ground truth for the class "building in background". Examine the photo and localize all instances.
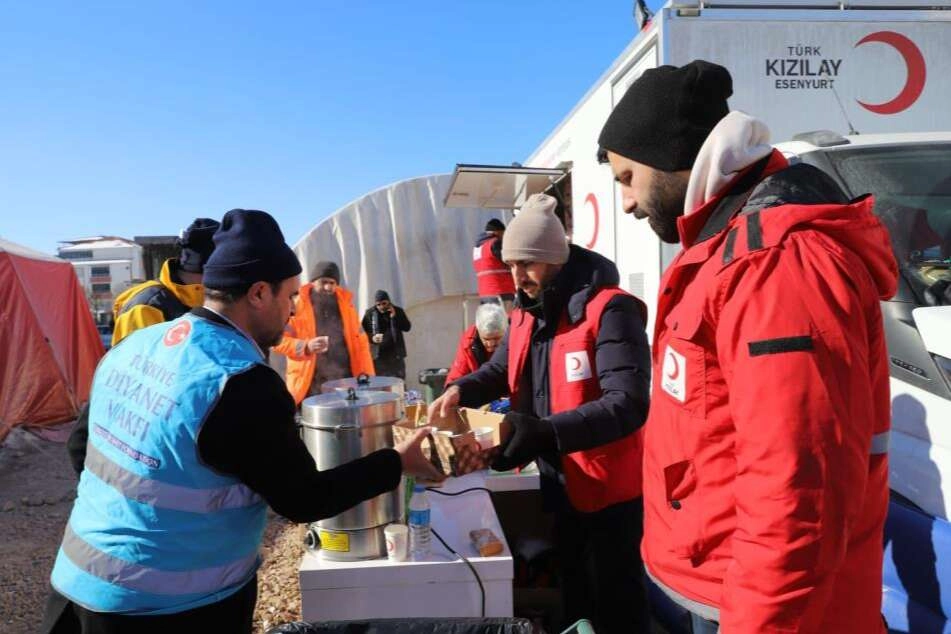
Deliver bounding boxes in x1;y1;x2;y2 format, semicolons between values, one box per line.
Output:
134;234;179;280
58;237;145;323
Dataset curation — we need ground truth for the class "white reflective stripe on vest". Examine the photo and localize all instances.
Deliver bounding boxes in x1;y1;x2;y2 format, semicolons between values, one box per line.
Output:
870;431;889;455
85;443;262;513
61;524;258;596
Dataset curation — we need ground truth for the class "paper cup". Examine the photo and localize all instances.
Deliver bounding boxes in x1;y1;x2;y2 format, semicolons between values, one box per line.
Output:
473;426;495;450
384;523;408;562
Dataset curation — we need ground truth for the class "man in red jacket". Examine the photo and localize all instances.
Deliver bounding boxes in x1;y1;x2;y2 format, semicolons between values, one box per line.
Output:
598;60;897;633
445;302;508;384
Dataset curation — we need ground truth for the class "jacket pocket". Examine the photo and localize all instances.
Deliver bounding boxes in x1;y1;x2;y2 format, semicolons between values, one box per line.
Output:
659;308;706;420
663;459;704;559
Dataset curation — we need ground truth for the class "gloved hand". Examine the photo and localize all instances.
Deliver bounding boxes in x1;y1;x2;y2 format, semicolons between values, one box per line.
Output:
490;412;557;472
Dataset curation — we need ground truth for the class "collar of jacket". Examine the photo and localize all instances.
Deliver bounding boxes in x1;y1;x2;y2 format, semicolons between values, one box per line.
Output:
160;259;205;308
677;150;789;250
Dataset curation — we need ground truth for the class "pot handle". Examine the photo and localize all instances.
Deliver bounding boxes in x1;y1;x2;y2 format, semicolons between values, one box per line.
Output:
357;373;371;385
333;423;360;438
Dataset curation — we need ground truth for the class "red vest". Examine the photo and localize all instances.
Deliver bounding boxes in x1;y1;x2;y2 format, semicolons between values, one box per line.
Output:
506;286;643;513
473;238;516;297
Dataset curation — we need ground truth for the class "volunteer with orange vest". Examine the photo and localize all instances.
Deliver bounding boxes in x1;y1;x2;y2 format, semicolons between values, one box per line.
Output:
599;60;897;633
473;218;516;308
272;261;375;404
430;194;651;634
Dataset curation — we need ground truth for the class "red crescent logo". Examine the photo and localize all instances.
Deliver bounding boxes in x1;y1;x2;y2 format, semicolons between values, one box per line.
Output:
570;356;583;371
584;193;600;249
855;31;926;115
665;352;680;381
163;321;192;347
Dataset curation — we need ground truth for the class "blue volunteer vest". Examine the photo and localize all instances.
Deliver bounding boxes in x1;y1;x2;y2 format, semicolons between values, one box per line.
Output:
50;313;268;614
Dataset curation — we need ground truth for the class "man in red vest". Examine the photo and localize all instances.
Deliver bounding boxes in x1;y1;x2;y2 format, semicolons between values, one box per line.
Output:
431;194;651;633
473;218;516;309
598;60;896;633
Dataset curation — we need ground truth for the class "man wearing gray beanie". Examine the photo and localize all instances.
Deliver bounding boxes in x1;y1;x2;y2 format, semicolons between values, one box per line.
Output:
601;60;896;633
430;193;652;633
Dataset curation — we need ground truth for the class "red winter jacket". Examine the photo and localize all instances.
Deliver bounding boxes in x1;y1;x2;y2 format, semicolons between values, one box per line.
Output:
445;325;485;384
643;152;897;633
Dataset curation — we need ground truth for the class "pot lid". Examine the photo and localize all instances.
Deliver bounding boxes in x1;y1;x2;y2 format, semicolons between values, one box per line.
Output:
321;373;404;395
300;388;403;429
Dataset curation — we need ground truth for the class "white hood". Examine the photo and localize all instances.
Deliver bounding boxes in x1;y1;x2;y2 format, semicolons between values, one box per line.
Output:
684;111;773;215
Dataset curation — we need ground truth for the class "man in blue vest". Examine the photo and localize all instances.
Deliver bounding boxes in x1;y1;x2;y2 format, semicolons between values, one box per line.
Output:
42;209;441;634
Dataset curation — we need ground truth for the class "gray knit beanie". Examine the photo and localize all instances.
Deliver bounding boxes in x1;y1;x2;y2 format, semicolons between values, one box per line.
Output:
501;194;569;265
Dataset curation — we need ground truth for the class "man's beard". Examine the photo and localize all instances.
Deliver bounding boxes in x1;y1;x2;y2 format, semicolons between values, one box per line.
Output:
644;172;687;244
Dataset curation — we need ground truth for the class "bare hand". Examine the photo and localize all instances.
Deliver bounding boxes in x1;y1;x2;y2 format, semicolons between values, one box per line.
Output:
372;334;384;344
307;337;329;354
388;307;396;317
428;385;460;422
395;426;445;482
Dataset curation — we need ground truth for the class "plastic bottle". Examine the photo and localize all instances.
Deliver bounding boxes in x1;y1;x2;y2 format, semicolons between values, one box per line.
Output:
408;484;431;560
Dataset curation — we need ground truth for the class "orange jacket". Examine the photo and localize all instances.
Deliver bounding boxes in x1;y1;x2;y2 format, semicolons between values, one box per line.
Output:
272;283;374;404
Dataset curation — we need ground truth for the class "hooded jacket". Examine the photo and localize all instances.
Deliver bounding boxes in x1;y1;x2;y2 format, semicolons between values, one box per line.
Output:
643;150;898;633
453;245;651;510
273;283;375;405
111;259;204;346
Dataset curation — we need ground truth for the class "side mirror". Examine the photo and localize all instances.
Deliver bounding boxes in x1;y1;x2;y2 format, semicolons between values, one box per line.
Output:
912;306;951;359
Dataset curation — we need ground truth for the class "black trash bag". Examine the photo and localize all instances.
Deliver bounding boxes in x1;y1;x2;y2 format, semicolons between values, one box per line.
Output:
266;617;533;634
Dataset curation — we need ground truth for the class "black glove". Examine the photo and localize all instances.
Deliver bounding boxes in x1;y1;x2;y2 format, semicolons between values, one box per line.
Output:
490;412;557;472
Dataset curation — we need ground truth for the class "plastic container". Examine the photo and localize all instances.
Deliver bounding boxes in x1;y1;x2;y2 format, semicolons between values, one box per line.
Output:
408;484;431;560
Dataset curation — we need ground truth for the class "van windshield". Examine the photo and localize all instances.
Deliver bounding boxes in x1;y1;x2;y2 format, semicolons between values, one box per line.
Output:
825;143;951;307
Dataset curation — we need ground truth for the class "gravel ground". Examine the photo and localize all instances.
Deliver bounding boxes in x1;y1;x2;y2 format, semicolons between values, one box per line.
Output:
0;427;304;634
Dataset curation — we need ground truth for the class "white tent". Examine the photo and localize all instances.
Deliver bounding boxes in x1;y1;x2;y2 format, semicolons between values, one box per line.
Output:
288;174;513;389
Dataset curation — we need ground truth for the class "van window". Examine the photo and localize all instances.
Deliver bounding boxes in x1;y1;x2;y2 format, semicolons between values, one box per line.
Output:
825;143;951;306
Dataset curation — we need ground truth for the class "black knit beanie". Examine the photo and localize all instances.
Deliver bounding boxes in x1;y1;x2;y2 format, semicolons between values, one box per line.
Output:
178;218;220;274
314;261;340;283
374;289;390;303
485;219;505;232
598;60;733;171
202;209;301;288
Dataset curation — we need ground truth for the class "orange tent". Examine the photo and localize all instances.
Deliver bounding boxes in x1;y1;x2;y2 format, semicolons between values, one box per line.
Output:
0;238;104;442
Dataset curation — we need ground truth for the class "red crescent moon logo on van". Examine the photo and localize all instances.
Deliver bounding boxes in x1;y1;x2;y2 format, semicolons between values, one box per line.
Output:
855;31;926;115
163;321;192;347
584;193;600;249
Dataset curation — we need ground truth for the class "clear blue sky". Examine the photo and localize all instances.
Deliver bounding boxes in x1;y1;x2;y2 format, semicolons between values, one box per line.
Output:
1;1;659;255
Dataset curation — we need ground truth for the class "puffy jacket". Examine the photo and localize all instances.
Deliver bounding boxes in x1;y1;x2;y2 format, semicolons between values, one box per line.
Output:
507;285;645;512
272;284;374;405
453;245;651;511
473;233;516;297
445;325;487;384
111;259;203;346
643;151;897;633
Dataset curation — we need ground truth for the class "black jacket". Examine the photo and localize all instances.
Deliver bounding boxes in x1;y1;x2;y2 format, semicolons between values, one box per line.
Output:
451;245;651;505
361;305;411;361
67;308;402;523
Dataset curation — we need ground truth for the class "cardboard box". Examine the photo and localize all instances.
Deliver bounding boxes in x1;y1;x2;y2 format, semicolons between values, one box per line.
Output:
393;406;509;477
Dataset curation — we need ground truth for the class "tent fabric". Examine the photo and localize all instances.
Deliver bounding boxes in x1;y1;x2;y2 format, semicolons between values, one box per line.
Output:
0;238;104;442
293;174;513;317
